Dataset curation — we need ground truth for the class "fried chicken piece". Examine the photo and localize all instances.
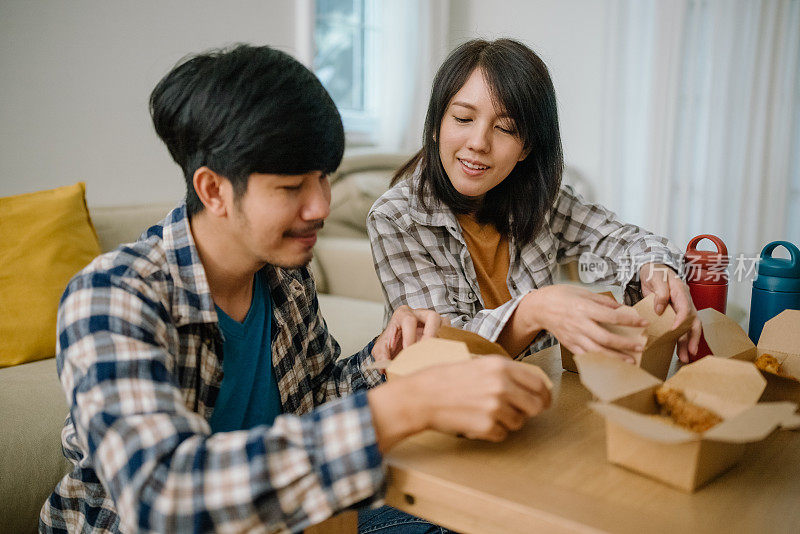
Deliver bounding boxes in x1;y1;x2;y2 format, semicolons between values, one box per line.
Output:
654;386;723;433
754;353;788;377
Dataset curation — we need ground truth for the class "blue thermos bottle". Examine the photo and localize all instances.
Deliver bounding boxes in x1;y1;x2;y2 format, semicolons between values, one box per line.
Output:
748;241;800;343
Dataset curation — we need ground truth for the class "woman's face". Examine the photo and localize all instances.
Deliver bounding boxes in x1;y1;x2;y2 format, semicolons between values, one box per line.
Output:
438;68;527;200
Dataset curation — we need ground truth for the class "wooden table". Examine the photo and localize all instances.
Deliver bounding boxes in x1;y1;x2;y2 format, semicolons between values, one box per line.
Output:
383;346;800;534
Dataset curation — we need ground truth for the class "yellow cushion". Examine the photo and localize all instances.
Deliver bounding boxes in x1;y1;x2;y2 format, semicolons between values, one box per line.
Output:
0;183;101;367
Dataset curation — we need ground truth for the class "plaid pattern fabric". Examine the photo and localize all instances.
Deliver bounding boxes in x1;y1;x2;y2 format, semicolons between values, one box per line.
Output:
40;204;386;534
367;177;682;356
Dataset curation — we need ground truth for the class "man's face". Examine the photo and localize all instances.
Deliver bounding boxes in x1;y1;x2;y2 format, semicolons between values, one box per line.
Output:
231;171;331;269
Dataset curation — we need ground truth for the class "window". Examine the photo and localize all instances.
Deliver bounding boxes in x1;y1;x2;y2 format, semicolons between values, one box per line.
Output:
313;0;379;144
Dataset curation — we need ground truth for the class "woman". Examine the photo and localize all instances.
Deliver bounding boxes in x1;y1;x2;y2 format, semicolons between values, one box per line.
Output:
367;38;702;363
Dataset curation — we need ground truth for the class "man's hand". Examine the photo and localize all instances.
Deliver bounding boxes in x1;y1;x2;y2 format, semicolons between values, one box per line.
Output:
371;305;448;362
367;356;551;451
639;263;702;363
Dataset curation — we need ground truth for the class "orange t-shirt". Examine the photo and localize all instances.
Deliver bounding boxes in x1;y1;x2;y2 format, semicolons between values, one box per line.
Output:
455;214;512;309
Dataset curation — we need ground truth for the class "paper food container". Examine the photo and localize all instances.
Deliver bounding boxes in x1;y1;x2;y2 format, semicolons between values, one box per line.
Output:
698;308;800;404
574;351;800;492
562;293;693;380
384;326;552;390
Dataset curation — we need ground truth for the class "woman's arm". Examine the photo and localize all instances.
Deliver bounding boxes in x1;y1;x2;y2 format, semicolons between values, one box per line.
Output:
367;193;658;361
548;186;700;360
549;185;682;302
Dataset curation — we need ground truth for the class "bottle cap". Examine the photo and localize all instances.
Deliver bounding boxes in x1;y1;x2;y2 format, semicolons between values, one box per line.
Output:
753;241;800;292
685;235;729;285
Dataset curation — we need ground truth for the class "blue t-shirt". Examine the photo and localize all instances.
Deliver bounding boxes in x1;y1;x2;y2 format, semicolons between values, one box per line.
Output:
208;272;282;433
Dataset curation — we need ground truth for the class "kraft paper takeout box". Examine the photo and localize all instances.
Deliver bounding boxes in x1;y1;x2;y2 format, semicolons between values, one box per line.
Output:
574;351;800;492
562;293;693;380
698;308;800;404
383;326;552;390
384;325;509;380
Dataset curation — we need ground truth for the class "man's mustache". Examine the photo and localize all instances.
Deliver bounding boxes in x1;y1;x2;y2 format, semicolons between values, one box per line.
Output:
284;221;324;237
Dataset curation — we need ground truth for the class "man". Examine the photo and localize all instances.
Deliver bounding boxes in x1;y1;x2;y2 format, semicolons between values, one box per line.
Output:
40;44;551;533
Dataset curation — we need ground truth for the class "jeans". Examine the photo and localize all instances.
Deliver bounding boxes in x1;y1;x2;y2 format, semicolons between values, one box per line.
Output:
358;505;455;533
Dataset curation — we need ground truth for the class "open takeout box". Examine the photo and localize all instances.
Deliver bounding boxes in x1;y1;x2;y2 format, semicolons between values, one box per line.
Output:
698;308;800;405
562;293;693;380
379;326;552;389
574;351;800;492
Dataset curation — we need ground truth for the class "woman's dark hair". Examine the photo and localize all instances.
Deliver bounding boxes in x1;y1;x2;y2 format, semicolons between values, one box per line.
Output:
394;38;563;245
150;44;344;216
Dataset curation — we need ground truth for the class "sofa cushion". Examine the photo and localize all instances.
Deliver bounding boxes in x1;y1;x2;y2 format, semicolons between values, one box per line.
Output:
326;170;395;238
317;294;385;357
0;183;102;367
90;202;174;253
313;237;384;304
323;151;410;239
0;358;70;533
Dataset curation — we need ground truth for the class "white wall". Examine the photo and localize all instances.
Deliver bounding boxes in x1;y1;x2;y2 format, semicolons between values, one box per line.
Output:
1;0;614;209
448;0;614;207
0;0;299;207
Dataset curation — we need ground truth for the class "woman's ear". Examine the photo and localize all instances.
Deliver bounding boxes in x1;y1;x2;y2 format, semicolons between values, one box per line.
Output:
519;147;531;161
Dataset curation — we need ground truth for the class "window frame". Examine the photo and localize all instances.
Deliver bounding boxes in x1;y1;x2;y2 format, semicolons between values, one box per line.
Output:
297;0;381;146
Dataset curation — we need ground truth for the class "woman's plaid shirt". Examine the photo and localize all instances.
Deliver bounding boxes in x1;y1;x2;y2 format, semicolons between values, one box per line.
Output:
40;204;386;533
367;178;682;355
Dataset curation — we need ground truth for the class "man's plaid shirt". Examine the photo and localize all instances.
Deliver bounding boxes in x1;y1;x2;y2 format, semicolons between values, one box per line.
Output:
40;204;386;533
367;177;682;355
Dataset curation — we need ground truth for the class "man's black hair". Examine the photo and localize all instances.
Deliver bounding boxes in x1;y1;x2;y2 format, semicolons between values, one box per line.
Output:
393;39;563;247
150;44;345;216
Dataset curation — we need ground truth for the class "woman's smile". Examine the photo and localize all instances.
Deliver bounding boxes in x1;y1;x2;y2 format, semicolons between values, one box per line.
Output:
458;157;490;175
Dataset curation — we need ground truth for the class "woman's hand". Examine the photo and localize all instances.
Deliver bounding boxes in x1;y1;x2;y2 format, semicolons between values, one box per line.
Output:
639;263;702;363
372;305;449;362
523;285;649;363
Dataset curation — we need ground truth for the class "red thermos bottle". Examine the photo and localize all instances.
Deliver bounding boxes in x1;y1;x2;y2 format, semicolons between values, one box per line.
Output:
684;235;729;361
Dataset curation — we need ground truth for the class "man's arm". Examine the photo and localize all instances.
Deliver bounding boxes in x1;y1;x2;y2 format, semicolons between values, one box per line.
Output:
294;266;385;403
368;356;553;451
57;272;385;533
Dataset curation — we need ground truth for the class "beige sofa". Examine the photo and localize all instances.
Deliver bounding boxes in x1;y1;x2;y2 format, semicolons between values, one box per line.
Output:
0;151;403;533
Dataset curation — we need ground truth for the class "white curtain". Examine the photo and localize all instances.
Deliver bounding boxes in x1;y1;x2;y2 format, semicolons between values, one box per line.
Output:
599;0;685;225
602;0;800;311
376;0;450;151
